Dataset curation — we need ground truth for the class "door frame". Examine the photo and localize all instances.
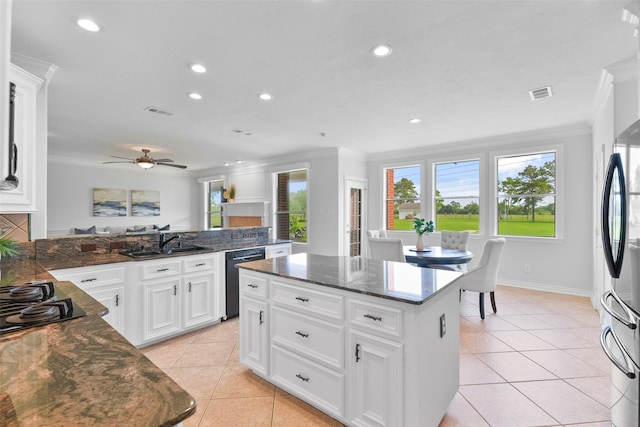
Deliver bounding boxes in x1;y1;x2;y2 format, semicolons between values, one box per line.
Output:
344;176;368;257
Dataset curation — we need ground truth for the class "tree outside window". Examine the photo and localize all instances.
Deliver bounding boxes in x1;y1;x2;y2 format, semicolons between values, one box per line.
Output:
206;180;224;229
276;169;307;243
385;165;421;230
497;152;556;237
435;160;480;233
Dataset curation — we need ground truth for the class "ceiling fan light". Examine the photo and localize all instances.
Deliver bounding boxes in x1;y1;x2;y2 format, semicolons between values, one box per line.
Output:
137;160;155;169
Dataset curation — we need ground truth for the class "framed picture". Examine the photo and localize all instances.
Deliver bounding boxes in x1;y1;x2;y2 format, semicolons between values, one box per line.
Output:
131;190;160;216
93;188;127;217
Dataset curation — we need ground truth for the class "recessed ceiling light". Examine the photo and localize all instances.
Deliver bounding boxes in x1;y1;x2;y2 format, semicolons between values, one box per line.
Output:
77;18;101;32
190;63;207;73
372;44;393;57
408;118;421;124
224;162;230;167
188;92;203;100
258;93;272;101
236;160;243;164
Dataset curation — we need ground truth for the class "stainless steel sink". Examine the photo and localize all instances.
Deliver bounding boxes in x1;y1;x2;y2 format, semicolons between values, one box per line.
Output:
125;250;163;258
165;246;206;255
125;246;208;258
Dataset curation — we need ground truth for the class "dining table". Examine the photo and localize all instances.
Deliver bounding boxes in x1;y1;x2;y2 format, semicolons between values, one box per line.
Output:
403;245;473;268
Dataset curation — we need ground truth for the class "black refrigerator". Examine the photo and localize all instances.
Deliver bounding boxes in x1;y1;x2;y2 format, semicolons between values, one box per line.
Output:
601;118;640;427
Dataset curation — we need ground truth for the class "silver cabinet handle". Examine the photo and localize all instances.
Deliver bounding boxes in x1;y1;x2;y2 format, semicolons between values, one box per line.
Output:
295;374;309;382
81;278;97;283
188;282;192;292
295;331;309;338
157;268;169;272
247;284;258;289
195;263;206;267
259;310;264;325
173;285;177;296
115;294;119;307
355;343;361;363
601;290;637;329
295;297;309;303
601;326;637;378
364;314;382;322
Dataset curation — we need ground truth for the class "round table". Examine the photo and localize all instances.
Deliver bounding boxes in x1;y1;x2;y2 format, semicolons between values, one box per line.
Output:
403;246;473;267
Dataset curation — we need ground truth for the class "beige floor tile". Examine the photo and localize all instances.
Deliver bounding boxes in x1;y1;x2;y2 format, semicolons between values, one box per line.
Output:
175;342;236;367
498;314;556;330
141;343;188;370
459;354;505;385
476;351;557;382
489;330;557;351
522;349;609;378
513;379;610;424
199;396;274;427
562;327;602;345
183;399;209;427
532;313;593;329
529;329;599;349
168;366;225;400
271;393;345;426
566;347;612;372
459;383;557;426
565;376;612;408
438;392;490;426
194;319;240;343
459;331;513;353
213;364;276;398
462;316;520;332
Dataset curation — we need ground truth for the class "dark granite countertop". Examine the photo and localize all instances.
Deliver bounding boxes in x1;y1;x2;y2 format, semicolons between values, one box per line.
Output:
237;253;462;305
0;261;196;426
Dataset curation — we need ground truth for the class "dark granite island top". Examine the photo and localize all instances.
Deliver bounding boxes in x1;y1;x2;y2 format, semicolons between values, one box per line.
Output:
0;261;196;426
237;252;462;304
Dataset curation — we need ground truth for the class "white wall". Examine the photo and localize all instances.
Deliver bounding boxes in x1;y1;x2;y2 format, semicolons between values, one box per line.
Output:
47;161;199;235
368;125;594;297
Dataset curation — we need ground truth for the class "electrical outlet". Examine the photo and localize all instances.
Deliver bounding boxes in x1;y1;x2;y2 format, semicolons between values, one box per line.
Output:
524;264;531;273
440;314;446;337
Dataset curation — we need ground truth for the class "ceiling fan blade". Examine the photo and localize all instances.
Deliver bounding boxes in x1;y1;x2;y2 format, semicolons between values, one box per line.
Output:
157;162;187;169
103;161;136;164
109;155;135;160
153;158;174;163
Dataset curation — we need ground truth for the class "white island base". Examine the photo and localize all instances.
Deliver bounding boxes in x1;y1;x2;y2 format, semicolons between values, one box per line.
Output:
238;254;461;427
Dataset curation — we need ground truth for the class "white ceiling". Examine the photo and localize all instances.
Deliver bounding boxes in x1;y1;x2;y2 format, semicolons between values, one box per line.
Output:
10;0;637;172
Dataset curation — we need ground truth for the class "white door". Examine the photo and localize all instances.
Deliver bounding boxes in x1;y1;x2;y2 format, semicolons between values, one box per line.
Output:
345;177;367;257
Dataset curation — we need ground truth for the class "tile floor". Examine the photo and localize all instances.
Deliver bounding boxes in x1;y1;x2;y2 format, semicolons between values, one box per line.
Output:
141;285;612;426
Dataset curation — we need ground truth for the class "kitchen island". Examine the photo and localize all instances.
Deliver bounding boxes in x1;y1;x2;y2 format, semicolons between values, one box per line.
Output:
0;260;196;426
237;253;463;427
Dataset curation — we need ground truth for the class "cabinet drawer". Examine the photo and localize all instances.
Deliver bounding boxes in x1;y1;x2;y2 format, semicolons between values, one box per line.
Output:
183;255;215;273
349;299;403;338
52;265;126;289
271;306;344;369
140;259;182;280
271;280;343;321
271;345;344;419
266;244;291;259
239;273;268;299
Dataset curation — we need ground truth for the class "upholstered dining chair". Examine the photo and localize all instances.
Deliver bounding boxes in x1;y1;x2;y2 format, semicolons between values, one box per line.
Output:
455;237;506;319
428;230;470;271
368;238;406;262
367;229;388;238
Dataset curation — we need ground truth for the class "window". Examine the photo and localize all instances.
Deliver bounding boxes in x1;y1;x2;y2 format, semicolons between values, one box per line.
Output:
434;160;480;233
497;152;556;237
206;180;224;229
385;165;421;230
275;169;307;243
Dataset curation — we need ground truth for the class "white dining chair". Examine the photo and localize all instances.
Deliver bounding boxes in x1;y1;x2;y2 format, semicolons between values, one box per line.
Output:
455;238;506;319
367;229;388;238
368;238;406;262
428;230;470;271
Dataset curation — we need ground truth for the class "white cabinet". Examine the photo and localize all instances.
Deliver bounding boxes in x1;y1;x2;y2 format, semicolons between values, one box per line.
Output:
50;263;127;336
238;269;461;427
0;64;42;213
265;243;292;259
129;253;220;346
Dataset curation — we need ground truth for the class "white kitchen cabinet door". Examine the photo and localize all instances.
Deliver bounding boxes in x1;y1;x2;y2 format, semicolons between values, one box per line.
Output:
143;278;181;342
183;272;216;329
239;297;269;376
89;285;125;333
349;330;404;427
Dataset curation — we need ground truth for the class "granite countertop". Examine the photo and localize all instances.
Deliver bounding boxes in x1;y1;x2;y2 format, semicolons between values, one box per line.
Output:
0;261;196;426
237;253;462;305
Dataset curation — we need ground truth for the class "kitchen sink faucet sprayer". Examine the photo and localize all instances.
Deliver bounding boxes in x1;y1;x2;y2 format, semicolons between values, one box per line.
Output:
159;233;181;252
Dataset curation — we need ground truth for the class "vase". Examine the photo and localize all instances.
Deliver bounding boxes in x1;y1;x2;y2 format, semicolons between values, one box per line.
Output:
416;234;424;251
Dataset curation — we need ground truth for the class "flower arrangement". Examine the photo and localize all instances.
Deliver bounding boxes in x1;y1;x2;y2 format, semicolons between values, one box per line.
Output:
223;185;236;201
412;218;434;236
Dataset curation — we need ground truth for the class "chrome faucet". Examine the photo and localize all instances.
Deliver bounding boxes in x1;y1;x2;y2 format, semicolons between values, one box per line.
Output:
159;233;181;252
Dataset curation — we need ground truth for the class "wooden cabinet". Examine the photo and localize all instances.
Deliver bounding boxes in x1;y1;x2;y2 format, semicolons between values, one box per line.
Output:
50;263;127;336
0;64;42;213
238;269;461;427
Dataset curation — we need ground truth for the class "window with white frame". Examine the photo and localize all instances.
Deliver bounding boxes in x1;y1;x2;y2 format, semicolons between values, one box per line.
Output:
384;165;421;230
434;159;480;233
206;180;224;229
275;169;308;243
496;151;556;237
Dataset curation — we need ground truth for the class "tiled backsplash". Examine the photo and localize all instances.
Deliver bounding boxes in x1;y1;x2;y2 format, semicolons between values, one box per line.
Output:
0;214;29;242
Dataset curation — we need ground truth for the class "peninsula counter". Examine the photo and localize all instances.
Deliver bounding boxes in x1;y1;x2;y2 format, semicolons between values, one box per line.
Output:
237;253;462;427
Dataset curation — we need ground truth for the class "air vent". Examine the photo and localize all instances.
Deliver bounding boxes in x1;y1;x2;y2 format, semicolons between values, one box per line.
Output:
144;106;173;116
529;86;552;101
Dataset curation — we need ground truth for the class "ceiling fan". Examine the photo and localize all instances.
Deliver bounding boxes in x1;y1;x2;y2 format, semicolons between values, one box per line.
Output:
103;149;187;170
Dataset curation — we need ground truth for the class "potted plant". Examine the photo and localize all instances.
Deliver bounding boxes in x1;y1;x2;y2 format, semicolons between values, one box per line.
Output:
223;185;236;203
412;218;434;251
0;237;20;260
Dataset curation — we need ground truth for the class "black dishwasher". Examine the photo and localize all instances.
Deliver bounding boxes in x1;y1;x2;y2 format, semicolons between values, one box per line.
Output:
225;247;266;319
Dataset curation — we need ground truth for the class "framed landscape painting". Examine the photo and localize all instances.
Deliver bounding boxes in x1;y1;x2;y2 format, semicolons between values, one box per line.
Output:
131;190;160;216
93;188;127;217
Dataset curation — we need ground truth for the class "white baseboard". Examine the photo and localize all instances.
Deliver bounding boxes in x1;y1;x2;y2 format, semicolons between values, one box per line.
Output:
498;278;593;298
